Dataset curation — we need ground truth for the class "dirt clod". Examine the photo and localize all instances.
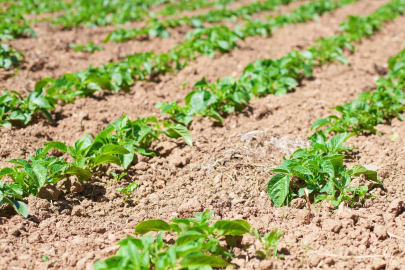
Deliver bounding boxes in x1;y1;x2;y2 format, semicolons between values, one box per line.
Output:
38;184;61;201
71;205;87;217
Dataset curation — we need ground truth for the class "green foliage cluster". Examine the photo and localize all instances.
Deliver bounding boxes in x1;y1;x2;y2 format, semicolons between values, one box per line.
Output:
0;0;360;128
157;0;405;125
0;115;192;216
70;42;104;54
0;43;24;69
267;132;381;207
52;0;240;29
105;0;356;43
105;0;298;42
94;210;284;269
266;4;405;208
312;48;405;135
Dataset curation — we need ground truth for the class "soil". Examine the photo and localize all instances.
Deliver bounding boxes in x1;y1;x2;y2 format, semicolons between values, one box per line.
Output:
1;0;405;269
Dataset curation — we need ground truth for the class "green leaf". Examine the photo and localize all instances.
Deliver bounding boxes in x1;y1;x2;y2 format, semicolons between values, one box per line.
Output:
180;253;232;268
176;231;206;246
213;219;250;236
267;173;290;207
164;123;193;146
32;163;48;188
4;197;28;218
135;219;172;234
44;141;68;153
100;145;130;155
63;166;93;182
349;165;382;184
91;154;122;167
119;145;135;170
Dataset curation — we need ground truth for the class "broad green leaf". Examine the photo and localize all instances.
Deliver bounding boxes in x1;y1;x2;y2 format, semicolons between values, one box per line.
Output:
91;154;121;167
100;145;130;155
164;123;193;146
349;165;382;184
4;197;28;218
32;163;48;188
213;219;250;236
180;253;232;268
267;173;290;207
44;141;68;153
176;231;206;246
119;145;135;170
63;166;92;182
135;219;171;234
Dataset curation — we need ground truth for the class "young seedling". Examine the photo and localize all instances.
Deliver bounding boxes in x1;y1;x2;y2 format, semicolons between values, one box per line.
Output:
253;228;285;259
70;42;104;54
110;172;127;183
116;182;139;201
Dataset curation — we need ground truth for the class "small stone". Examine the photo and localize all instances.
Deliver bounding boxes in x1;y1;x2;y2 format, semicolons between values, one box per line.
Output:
322;219;342;233
387;199;403;217
156;141;177;156
28;232;41;243
38;184;60;200
374;225;388;240
372;258;386;270
71;205;86;217
258;261;273;269
134;162;148;171
178;197;203;216
291;198;306;209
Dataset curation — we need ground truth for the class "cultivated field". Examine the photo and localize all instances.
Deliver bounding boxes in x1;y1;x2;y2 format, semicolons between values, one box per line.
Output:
1;0;405;269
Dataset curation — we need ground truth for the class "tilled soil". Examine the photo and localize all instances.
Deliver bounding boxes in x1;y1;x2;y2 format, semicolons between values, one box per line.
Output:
1;0;405;269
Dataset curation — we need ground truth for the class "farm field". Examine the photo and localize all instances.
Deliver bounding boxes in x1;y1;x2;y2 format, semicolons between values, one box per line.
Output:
1;0;405;269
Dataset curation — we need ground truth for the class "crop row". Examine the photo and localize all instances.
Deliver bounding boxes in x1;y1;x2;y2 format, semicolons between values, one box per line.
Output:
52;0;240;29
157;0;405;125
267;43;405;208
94;210;285;269
0;115;192;217
0;0;359;128
0;0;239;41
0;43;24;70
105;0;299;42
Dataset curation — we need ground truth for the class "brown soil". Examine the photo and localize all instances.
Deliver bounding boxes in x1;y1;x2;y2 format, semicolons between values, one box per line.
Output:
1;0;405;269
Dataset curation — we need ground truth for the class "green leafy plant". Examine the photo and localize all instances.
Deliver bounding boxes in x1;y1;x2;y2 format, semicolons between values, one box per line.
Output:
94;209;252;269
253;228;285;259
0;114;192;216
70;42;104;54
116;182;139;201
267;131;382;207
0;43;25;70
110;171;127;183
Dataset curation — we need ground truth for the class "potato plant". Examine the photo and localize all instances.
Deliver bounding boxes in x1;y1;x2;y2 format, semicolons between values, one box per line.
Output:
0;43;24;70
157;0;405;125
94;210;283;269
0;115;192;216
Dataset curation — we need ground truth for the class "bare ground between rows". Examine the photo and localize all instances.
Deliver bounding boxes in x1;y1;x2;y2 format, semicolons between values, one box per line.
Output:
1;0;306;93
1;3;405;270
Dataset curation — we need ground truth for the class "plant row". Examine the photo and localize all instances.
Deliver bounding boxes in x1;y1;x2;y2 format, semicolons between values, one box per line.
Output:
0;43;24;70
52;0;240;29
94;210;285;269
156;0;404;125
152;0;404;207
0;0;358;128
0;0;235;41
105;0;299;42
267;45;405;208
0;115;192;217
